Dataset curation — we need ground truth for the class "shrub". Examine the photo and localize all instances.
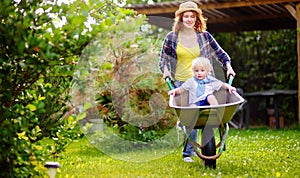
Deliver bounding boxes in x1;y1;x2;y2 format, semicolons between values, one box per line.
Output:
0;0;132;176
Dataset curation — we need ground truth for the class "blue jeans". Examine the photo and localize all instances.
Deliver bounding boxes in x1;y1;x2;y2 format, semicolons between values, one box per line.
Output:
174;80;198;157
194;94;211;106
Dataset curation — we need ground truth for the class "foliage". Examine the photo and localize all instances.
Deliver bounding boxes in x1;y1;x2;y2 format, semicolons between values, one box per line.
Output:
1;0;298;176
53;128;300;177
71;13;177;142
214;30;297;124
214;30;297;91
0;0;134;177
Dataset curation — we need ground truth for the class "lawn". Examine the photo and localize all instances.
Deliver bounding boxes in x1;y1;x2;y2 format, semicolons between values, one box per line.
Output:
53;128;300;178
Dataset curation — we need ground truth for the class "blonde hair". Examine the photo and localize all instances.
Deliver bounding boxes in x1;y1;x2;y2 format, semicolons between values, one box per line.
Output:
172;11;207;32
191;57;212;74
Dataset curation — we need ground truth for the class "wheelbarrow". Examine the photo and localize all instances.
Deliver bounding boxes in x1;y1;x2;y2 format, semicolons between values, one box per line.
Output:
167;77;245;168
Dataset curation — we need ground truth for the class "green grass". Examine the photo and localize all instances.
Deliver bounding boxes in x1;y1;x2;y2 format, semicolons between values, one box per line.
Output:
53;128;300;178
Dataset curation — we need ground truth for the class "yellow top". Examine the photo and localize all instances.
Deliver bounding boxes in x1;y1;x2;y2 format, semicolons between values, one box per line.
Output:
175;35;200;81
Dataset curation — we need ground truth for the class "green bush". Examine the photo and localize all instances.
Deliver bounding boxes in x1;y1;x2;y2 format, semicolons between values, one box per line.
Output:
0;0;133;177
214;30;297;125
72;15;178;142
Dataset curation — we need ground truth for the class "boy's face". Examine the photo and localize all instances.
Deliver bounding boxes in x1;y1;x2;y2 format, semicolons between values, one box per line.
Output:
193;66;207;80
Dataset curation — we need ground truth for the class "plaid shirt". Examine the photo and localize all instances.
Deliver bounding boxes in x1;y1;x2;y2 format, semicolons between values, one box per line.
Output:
159;31;231;80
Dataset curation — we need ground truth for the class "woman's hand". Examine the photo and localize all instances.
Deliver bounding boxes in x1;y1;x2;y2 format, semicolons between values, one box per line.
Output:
226;63;236;79
163;66;172;79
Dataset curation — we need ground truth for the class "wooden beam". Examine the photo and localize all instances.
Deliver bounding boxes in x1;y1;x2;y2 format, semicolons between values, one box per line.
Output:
198;0;300;10
285;4;297;19
297;3;300;125
207;13;291;24
130;0;300;15
130;6;177;15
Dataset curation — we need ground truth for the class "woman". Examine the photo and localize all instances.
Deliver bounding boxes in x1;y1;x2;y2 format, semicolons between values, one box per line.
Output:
159;1;236;162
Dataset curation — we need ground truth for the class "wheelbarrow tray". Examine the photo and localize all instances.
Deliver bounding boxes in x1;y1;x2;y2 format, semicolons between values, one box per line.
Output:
169;89;245;128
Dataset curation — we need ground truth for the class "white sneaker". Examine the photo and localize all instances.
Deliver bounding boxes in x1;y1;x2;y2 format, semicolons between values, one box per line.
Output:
176;121;183;130
183;157;194;162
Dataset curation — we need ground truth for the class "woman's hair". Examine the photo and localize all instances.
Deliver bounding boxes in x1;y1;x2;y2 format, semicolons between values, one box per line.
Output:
172;11;207;32
191;57;212;74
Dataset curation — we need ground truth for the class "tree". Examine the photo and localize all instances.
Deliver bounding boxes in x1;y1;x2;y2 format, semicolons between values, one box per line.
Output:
0;0;135;176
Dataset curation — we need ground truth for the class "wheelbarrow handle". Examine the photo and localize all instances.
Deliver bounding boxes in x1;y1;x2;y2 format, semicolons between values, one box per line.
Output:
165;76;174;90
228;74;234;86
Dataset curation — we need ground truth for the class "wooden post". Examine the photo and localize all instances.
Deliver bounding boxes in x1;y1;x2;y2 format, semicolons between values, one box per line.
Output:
285;3;300;125
297;4;300;125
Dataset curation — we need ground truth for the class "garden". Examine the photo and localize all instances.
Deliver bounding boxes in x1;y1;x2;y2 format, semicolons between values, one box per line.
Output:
55;128;300;177
0;0;299;177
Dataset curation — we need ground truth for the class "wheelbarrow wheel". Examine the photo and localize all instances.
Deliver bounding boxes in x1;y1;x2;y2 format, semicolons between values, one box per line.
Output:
201;127;216;169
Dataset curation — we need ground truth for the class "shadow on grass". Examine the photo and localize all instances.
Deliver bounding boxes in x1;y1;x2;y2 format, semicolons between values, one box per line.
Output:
65;137;106;157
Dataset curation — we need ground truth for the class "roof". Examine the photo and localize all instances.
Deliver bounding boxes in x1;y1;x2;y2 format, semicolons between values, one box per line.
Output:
127;0;300;33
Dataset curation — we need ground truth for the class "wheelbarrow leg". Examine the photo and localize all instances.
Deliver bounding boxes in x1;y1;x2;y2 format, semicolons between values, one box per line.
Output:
201;126;216;169
218;127;226;151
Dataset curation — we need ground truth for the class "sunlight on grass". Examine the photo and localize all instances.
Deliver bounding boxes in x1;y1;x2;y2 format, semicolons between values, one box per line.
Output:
55;128;300;178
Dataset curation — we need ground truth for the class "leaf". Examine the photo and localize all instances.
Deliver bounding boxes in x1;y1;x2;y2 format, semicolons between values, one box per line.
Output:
83;102;92;111
35;126;41;133
67;115;75;124
26;104;37;111
38;95;46;101
76;112;86;121
17;131;28;141
45;83;52;88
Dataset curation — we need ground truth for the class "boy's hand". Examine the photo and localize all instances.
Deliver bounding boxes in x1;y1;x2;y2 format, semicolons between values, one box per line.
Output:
168;89;176;96
228;86;236;94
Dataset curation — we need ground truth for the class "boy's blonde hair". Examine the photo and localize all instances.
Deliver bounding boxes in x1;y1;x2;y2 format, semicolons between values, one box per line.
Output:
191;57;212;74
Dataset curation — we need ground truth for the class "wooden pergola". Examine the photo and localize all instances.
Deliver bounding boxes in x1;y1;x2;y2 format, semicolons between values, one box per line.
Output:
128;0;300;125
